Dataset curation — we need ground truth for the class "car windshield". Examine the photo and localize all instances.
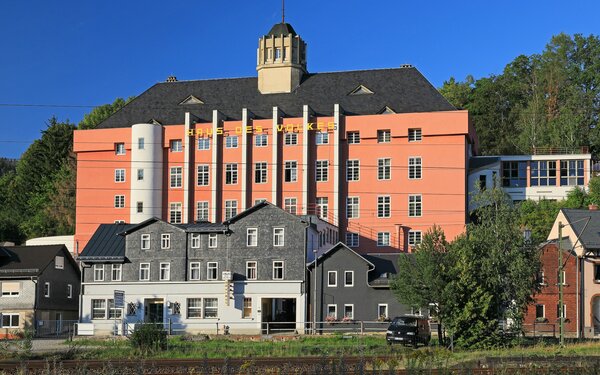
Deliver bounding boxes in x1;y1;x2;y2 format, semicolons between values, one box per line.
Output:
391;317;417;327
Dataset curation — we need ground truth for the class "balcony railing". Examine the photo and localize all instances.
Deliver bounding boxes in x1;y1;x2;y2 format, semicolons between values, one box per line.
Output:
531;146;589;155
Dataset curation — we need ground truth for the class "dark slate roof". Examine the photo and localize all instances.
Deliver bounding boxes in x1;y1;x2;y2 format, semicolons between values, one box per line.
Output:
0;245;68;277
224;201;304;225
78;223;134;261
364;253;401;286
96;67;456;128
267;22;297;36
560;209;600;250
469;156;500;171
185;222;227;233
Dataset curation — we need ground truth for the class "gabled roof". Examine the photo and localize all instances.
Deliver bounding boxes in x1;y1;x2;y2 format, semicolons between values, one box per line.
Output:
308;242;375;269
560;209;600;250
117;217;186;235
78;223;134;261
224;201;305;225
0;245;76;277
95;67;456;129
363;253;401;285
266;22;297;36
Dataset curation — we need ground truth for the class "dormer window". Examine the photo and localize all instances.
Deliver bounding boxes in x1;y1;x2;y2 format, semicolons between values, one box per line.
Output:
179;95;204;105
378;106;396;114
348;85;374;96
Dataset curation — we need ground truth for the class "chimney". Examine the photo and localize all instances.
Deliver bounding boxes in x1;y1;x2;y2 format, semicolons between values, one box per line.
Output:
589;204;598;211
166;76;178;82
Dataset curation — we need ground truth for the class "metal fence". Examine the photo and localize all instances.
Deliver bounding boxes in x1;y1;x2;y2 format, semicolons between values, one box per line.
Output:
35;320;77;338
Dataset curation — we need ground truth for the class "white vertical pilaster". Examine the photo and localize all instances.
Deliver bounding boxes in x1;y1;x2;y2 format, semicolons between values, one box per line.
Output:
271;107;279;205
302;105;310;215
241;108;253;211
211;110;223;222
183;112;191;224
334;104;341;228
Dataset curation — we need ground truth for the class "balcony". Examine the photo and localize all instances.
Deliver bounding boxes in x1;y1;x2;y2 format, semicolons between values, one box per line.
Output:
531;146;589;155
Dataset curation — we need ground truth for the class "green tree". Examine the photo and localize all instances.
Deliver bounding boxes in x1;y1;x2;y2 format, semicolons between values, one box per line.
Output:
79;97;134;129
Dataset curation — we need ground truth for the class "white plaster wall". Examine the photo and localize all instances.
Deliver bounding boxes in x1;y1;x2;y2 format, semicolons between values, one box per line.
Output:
130;123;163;222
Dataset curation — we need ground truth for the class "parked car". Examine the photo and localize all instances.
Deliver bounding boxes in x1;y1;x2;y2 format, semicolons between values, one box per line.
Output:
386;316;431;347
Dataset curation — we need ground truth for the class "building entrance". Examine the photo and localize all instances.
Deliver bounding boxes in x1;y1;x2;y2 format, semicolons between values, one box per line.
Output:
261;298;296;333
144;299;164;323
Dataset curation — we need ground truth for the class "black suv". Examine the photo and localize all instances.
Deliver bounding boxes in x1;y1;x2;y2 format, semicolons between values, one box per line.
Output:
386;316;431;347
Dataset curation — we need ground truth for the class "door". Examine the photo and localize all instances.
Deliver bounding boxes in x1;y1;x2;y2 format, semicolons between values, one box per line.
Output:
144;299;164;323
55;313;62;334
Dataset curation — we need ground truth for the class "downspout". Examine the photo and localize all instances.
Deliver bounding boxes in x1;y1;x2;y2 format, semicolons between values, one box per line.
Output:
579;257;585;338
31;276;38;331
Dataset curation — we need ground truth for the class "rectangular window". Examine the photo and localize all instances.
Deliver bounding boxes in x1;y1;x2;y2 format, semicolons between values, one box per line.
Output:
247;228;258;247
535;304;545;319
255;134;268;147
560;160;585;186
115;169;125;182
187;298;202;318
328;271;337;287
344;271;354;287
284;197;297;214
92;299;106;319
225;163;238;184
327;304;337;319
347;160;360;181
378;158;391;180
408;157;422;179
67;284;73;299
273;261;284;280
137;169;144;181
138;137;145;150
160;263;170;281
347;131;360;144
344;304;354;319
594;264;600;282
316;132;329;145
530;161;557;187
225;135;238;148
408;195;422;217
254;198;267;205
170;139;182;152
43;282;50;297
346;232;359;247
139;263;150;281
284;132;297;145
255;162;268;184
275;47;282;60
136;201;143;213
55;256;64;270
115;143;125;155
169;202;182;224
502;161;527;187
273;228;285;246
93;265;104;282
408;230;422;246
191;234;200;249
243;298;252;318
316;197;328;219
408;128;422;142
197;137;210;150
207;262;218;280
208;233;217;248
190;262;201;280
377;196;391;218
377;232;391;246
316;160;329;182
346;197;360;219
246;261;257;280
557;304;567;319
558;270;566;285
284;161;297;182
108;299;122;319
204;298;218;318
377;129;391;143
197;164;210;186
1;282;20;297
196;201;209;221
170;167;182;188
479;174;486;190
141;234;150;250
114;195;125;208
161;234;171;249
378;304;388;320
112;264;122;281
225;200;238;220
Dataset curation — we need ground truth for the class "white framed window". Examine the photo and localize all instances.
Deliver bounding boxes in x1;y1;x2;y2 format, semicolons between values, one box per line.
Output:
344;271;354;287
196;201;209;221
328;271;337;287
207;262;218;280
254;198;267;205
378;304;388;320
112;264;122;281
161;234;171;249
187;298;202;318
139;263;150;281
170;167;182;188
136;201;143;213
44;282;50;297
284;132;298;145
273;227;285;246
327;304;337;319
191;234;200;249
55;256;64;270
243;297;252;318
284;197;297;214
1;282;20;297
197;164;209;186
347;160;360;181
273;261;284;280
170;139;183;152
114;220;125;224
190;262;201;280
284;161;297;182
275;47;282;60
108;299;122;319
169;202;182;224
208;233;217;248
137;169;144;181
225;135;238;148
409;157;422;179
197;137;210;150
344;304;354;319
346;232;359;247
316;160;329;182
114;195;125;208
159;263;170;281
377;196;391;218
247;228;258;247
93;265;104;282
316;197;328;219
378;158;391;180
316;132;329;145
225;163;238;184
347;131;360;144
115;169;125;182
560;160;585;186
346;197;359;219
92;299;106;319
141;234;150;250
246;261;257;280
255;162;268;184
408;128;422;142
225;200;238;220
204;298;218;318
409;195;422;217
377;232;391;246
558;270;567;285
67;284;73;299
115;143;125;155
408;230;422;246
255;134;268;147
138;137;145;150
535;304;545;319
557;303;567;319
377;129;391;143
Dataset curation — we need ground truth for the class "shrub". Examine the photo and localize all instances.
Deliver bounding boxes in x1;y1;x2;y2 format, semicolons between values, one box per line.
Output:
129;323;167;352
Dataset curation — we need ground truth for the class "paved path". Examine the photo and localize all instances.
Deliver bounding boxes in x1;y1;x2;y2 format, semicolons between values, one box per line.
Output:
4;339;72;353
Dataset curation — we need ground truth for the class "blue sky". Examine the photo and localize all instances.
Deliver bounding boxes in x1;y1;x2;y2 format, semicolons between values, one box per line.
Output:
0;0;597;158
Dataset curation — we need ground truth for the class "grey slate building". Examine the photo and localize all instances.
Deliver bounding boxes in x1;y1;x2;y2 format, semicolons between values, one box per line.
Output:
0;245;80;337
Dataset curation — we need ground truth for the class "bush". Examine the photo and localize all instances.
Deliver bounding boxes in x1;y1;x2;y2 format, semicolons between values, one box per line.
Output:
129;323;167;352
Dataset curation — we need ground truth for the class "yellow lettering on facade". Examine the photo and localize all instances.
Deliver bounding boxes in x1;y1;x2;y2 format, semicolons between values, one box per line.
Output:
277;125;284;132
187;129;194;136
216;128;223;135
307;123;314;131
255;125;263;133
327;122;336;131
317;122;324;131
286;125;294;132
246;126;253;134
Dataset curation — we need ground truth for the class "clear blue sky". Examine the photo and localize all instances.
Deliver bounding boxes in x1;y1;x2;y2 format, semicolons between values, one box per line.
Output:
0;0;597;158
